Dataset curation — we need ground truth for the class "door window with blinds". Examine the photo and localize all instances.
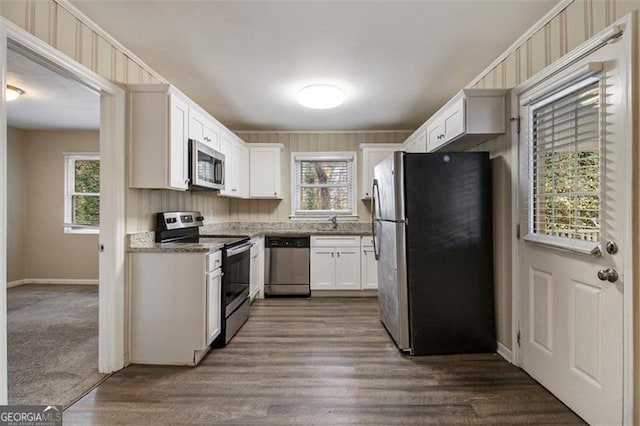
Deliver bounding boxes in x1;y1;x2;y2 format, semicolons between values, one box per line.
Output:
291;152;357;217
525;72;603;252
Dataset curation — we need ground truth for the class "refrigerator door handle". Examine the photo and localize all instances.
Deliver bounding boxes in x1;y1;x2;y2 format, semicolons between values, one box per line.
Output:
372;179;381;260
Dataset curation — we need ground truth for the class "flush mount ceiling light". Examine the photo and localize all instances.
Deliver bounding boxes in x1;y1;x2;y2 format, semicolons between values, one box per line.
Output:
6;85;25;101
297;84;345;109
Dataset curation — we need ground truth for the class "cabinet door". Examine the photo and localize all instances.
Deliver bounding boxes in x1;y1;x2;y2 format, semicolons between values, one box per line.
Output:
205;120;220;151
310;248;335;290
169;94;189;190
443;98;465;143
250;242;259;298
219;133;235;196
250;147;281;198
362;149;394;199
230;140;244;197
206;269;222;345
188;108;206;143
335;248;361;290
427;121;443;152
361;247;378;290
240;144;249;198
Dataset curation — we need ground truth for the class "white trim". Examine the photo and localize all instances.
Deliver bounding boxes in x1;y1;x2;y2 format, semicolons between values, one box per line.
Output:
55;0;166;84
290;151;358;218
466;0;574;88
510;90;521;368
234;130;414;134
0;21;7;406
0;16;127;405
8;279;99;288
497;342;513;363
511;15;635;423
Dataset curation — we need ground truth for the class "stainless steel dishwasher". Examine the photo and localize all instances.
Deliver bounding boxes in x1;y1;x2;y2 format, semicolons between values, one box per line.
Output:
264;236;310;297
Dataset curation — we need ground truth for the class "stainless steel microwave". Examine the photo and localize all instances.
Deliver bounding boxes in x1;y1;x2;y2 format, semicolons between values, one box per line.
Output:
188;139;225;191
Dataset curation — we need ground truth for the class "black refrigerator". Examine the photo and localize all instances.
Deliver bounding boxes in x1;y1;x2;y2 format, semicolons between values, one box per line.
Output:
372;151;496;355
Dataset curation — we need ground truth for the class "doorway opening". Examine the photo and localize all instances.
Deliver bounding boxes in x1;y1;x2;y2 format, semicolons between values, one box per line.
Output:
0;20;127;405
5;45;104;406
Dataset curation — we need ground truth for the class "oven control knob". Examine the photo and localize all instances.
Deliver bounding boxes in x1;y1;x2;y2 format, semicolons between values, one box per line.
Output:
196;216;204;221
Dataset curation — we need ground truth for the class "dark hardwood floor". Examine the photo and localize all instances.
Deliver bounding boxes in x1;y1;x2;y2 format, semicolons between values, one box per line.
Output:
64;297;584;425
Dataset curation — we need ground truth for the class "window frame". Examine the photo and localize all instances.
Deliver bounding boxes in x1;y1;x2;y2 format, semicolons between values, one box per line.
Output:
522;69;604;255
64;152;100;234
290;151;358;219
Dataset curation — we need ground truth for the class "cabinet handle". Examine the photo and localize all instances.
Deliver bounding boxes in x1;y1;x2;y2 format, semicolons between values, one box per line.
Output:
337;252;341;258
185;178;190;184
331;252;334;257
274;192;277;196
232;188;237;192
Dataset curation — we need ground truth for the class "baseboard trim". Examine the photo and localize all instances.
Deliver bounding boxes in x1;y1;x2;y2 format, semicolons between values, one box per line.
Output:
497;342;513;363
311;290;377;298
7;278;98;288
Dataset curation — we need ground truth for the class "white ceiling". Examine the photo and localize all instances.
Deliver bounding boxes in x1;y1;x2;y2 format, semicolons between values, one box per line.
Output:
6;48;100;130
69;0;558;131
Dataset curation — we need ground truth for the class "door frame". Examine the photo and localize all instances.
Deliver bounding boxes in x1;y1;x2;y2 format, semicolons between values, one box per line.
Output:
510;14;635;423
0;18;126;404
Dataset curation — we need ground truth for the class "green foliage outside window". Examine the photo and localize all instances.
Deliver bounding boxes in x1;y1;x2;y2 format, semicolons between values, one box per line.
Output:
300;161;349;212
73;160;100;226
535;150;599;241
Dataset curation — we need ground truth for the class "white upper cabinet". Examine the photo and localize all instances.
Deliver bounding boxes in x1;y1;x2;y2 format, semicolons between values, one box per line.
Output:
219;131;248;198
360;144;401;199
129;84;245;192
205;119;221;151
129;84;190;190
188;107;207;143
248;144;285;199
404;130;426;152
426;89;507;152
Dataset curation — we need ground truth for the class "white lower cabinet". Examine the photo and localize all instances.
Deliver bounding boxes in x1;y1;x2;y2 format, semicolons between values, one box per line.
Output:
310;236;361;290
361;237;378;290
250;236;265;299
130;249;222;366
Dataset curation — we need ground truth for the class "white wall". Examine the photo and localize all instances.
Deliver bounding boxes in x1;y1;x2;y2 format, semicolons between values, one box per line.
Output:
7;127;26;282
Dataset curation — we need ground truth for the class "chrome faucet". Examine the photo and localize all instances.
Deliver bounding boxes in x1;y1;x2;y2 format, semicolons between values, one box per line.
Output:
328;215;338;230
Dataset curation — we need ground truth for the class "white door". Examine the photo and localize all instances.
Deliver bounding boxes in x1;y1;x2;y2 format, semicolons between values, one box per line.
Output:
188;108;206;143
169;94;189;190
207;269;222;345
335;248;361;290
250;147;279;198
310;248;335;290
361;246;378;290
517;31;629;425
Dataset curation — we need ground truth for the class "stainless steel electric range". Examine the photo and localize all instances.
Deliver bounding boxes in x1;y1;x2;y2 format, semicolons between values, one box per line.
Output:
156;211;250;346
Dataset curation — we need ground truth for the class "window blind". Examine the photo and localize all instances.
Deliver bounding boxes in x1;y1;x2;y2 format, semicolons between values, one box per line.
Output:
530;77;602;243
293;154;355;215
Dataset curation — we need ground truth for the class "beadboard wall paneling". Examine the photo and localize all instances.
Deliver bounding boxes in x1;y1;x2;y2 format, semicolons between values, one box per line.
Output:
232;132;411;223
465;2;639;416
0;0;233;233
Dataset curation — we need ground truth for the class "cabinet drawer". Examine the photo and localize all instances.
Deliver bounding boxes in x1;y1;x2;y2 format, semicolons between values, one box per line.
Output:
207;250;222;272
311;235;360;247
361;236;374;248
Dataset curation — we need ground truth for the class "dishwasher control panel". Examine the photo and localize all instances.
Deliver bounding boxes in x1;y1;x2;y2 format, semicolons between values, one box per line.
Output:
265;236;310;248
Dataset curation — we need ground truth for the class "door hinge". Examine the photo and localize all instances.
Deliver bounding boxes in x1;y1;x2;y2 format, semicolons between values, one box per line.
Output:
510;116;521;134
517;330;521;347
516;224;521;240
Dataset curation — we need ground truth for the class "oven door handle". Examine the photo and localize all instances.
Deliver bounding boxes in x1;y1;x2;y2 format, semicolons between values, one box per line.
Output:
226;242;252;256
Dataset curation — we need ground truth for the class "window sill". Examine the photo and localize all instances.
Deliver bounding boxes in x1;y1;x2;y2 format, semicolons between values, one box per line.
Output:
289;215;359;222
523;233;601;257
64;227;100;235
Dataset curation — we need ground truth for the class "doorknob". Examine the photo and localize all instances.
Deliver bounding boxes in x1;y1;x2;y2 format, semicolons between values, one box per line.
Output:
605;241;618;255
597;268;619;283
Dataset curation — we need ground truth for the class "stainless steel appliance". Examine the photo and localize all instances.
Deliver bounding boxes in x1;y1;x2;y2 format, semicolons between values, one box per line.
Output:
188;139;225;191
372;152;496;355
217;238;251;344
264;236;310;297
155;211;250;346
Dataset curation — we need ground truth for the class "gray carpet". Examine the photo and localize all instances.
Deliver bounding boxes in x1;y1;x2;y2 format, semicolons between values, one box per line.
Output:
7;284;106;407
